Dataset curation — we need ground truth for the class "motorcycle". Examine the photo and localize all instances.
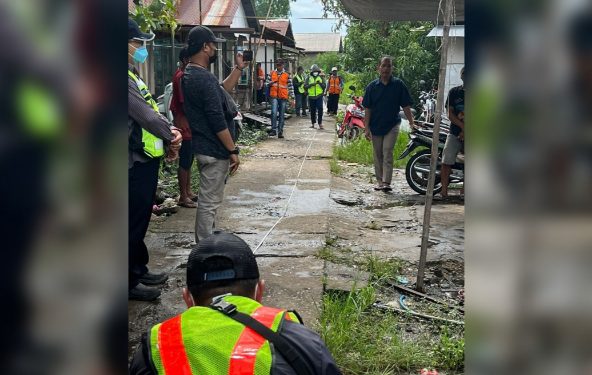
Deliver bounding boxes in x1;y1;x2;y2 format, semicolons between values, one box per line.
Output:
336;85;366;144
398;121;464;195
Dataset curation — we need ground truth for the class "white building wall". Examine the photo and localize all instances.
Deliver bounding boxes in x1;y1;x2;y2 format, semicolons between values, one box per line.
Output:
254;43;276;75
445;37;465;95
230;2;248;28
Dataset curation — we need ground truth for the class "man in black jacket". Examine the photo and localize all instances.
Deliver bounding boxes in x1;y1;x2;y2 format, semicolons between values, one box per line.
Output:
129;232;342;375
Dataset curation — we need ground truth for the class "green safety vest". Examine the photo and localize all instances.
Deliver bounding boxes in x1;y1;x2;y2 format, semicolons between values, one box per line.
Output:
128;70;165;158
307;76;324;97
16;79;62;140
294;74;305;94
149;295;301;375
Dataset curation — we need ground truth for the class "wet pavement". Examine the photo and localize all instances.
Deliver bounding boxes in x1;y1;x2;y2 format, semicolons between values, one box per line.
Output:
128;112;465;356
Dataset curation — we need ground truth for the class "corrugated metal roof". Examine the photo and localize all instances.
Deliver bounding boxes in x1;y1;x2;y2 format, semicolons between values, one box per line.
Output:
340;0;464;22
427;25;464;37
294;33;342;53
128;0;242;27
259;19;290;36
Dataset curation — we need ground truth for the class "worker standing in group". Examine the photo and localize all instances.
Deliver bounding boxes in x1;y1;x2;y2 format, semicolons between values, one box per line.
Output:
326;66;344;116
305;64;326;130
268;59;293;138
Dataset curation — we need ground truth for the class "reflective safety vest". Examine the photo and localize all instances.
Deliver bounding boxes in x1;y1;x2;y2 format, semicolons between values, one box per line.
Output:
307;76;324;97
270;70;290;99
16;79;62;140
328;75;342;95
128;70;165;158
149;295;301;375
293;74;305;94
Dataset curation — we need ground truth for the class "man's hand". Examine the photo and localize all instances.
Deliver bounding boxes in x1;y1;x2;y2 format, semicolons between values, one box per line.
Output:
459;131;464;142
170;128;182;150
364;128;372;141
229;154;240;175
235;52;249;70
165;147;179;163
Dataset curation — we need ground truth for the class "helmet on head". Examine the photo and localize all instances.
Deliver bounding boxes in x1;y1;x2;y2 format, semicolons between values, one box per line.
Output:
310;64;321;72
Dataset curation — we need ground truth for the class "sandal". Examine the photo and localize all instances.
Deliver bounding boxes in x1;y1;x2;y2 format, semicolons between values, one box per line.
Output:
382;185;392;192
178;200;197;208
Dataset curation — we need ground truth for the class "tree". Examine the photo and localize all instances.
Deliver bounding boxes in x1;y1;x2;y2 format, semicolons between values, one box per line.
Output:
255;0;295;18
342;21;440;107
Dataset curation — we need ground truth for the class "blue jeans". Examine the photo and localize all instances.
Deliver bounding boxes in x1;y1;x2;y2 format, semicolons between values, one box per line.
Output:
271;98;287;133
295;93;306;116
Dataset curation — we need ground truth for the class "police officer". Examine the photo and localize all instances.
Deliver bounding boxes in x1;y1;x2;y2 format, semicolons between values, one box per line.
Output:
129;232;342;375
128;19;182;301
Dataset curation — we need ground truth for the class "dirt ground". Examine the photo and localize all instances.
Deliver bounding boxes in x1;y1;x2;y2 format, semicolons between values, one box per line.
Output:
127;111;465;359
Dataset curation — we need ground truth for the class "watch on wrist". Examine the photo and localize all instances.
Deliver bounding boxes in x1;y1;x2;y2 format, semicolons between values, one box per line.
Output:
229;146;240;155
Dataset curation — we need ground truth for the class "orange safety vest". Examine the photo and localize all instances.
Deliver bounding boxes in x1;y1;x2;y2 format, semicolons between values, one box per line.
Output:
328;75;342;94
149;295;301;375
270;70;290;99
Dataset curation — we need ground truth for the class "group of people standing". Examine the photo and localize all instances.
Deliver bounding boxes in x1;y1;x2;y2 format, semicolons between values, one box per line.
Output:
129;21;343;374
256;61;345;136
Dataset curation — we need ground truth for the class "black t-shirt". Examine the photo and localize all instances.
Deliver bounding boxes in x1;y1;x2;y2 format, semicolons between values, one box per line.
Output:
183;65;235;159
362;77;413;136
446;85;464;136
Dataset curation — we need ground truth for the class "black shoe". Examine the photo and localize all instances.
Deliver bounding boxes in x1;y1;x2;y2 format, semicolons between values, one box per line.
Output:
302;112;307;116
138;271;168;286
268;131;277;137
278;132;284;138
129;284;161;301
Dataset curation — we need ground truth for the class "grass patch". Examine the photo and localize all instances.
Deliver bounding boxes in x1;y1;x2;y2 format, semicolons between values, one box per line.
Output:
334;131;411;169
329;157;343;176
320;286;437;374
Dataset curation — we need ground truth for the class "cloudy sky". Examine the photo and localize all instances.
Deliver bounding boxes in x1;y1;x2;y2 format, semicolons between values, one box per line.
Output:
289;0;347;35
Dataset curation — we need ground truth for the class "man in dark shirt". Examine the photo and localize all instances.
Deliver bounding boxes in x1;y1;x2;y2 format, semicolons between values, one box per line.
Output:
183;26;248;242
129;232;342;375
362;56;415;191
441;67;465;198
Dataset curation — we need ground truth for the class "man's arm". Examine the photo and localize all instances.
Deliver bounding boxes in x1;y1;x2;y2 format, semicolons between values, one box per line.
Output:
222;52;249;93
364;108;372;140
402;106;415;128
128;79;176;143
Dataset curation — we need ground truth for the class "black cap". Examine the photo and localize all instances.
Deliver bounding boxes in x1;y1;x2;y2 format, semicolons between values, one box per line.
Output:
187;232;259;286
128;18;155;42
187;26;226;56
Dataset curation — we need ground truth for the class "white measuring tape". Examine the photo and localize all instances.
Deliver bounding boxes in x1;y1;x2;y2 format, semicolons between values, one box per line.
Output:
253;130;318;254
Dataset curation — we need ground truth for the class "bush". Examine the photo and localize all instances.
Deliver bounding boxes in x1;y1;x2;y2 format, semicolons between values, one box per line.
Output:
334;130;411;168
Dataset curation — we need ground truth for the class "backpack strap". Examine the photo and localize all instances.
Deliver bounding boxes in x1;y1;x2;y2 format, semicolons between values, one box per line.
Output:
210;296;315;375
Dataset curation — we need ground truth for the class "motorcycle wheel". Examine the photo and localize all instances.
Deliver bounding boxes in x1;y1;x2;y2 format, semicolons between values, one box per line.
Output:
405;149;442;195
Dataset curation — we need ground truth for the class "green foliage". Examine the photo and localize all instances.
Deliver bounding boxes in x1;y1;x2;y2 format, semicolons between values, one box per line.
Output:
334;131;411;169
329;157;342;176
255;0;294;18
131;0;179;33
364;256;403;282
237;122;268;146
342;21;440;109
435;326;465;371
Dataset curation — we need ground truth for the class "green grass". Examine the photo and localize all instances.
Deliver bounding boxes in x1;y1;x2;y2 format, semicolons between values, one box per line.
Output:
316;247;465;374
329;157;343;176
334;130;411;169
320;286;437;374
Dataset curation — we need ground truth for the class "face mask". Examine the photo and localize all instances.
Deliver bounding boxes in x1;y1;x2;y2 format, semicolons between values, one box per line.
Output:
312;72;319;77
131;45;148;64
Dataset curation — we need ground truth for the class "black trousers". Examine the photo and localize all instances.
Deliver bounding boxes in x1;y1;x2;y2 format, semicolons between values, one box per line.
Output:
327;93;340;114
129;157;160;288
309;96;324;125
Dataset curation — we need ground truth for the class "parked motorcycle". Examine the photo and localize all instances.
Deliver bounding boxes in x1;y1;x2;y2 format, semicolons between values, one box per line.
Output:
398;122;464;195
336;85;366;144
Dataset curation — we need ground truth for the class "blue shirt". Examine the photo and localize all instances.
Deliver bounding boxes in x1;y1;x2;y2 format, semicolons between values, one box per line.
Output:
362;77;412;136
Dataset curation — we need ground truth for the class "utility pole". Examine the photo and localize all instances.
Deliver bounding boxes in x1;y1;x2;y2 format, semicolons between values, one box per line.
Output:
416;0;453;293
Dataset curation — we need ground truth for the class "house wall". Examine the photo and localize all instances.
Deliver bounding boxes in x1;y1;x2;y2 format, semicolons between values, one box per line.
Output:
230;2;248;28
254;42;277;76
445;37;464;95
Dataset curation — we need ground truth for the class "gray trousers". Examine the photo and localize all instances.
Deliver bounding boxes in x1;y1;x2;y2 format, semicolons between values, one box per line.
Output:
195;154;230;242
371;125;400;185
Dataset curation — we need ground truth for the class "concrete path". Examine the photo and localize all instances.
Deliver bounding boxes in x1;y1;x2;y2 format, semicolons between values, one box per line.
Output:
129;114;338;354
